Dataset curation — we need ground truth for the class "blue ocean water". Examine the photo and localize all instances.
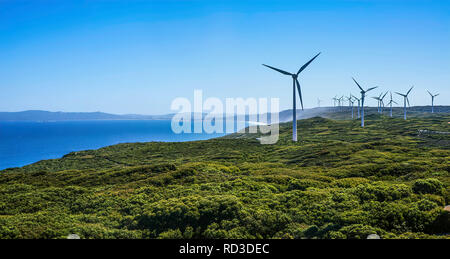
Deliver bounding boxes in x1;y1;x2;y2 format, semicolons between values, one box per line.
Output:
0;120;228;170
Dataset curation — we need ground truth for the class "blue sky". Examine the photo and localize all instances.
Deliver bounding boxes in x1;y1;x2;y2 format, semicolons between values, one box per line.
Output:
0;0;449;114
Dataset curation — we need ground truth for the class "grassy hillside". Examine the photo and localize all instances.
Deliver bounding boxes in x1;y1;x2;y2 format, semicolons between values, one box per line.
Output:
0;114;449;239
299;106;450;121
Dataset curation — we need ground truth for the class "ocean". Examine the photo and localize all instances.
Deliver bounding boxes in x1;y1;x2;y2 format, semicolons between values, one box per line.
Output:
0;120;229;170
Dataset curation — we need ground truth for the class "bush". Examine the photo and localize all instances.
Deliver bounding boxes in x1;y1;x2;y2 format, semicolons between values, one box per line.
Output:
158;229;183;239
337;224;385;239
333;177;370;188
353;182;411;202
287;179;329;191
413;179;444;195
136;195;243;236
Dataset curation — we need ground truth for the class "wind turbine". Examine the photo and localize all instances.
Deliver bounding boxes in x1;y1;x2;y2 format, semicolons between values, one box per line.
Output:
332;96;337;107
347;95;356;119
386;92;398;117
352;78;378;127
347;94;352;107
372;95;381;113
379;91;388;114
317;98;322;108
338;96;344;110
395;86;414;120
351;94;361;118
263;52;321;141
427;90;439;113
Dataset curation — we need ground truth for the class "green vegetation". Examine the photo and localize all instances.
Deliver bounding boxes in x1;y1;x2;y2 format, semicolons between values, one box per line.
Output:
0;114;449;239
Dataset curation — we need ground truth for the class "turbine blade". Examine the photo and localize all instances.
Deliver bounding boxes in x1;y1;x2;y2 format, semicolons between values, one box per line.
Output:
295;78;304;110
262;64;292;75
381;91;388;100
352;78;364;91
407;86;414;95
435;93;439;97
297;52;321;75
407;97;410;107
366;86;378;92
427;90;433;96
395;92;405;97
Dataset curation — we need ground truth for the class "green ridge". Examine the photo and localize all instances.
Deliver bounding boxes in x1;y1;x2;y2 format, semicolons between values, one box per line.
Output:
1;115;449;239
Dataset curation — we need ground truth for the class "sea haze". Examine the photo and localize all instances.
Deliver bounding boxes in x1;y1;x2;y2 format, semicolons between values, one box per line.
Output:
0;120;227;170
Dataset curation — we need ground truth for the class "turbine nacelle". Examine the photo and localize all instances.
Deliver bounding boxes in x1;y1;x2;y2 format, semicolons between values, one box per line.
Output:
427;90;439;98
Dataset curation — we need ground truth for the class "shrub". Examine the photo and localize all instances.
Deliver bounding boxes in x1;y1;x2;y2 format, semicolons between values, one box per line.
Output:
337;224;385;239
413;178;444;195
413;178;444;194
136;195;243;236
426;210;450;234
353;182;411;202
287;179;329;191
158;229;183;239
333;177;370;188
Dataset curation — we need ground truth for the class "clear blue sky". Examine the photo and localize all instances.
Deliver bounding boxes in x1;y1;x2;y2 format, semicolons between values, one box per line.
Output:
1;0;449;114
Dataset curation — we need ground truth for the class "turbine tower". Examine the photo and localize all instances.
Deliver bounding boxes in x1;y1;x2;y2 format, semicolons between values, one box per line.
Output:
395;86;414;120
352;78;378;127
427;90;439;113
351;94;361;118
347;95;355;119
387;92;398;117
263;52;321;141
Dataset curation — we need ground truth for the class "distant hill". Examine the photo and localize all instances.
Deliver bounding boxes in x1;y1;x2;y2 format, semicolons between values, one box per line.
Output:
1;106;449;122
279;105;450;121
0;110;173;121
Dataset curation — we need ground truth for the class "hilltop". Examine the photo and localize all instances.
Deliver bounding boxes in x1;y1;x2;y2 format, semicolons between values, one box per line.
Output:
1;106;449;122
0;115;449;239
0;110;173;121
